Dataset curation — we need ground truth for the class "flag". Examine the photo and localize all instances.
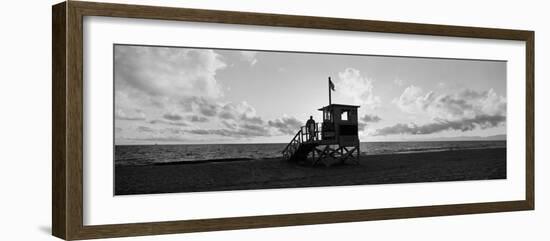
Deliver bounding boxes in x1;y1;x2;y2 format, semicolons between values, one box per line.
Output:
329;77;335;91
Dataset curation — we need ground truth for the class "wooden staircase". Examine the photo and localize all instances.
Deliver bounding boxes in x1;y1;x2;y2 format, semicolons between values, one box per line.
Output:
282;124;320;162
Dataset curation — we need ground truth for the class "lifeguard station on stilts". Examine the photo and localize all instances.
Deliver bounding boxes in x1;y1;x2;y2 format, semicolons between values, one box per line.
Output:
282;77;361;166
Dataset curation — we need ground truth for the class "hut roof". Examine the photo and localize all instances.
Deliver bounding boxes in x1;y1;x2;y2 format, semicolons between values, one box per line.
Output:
318;104;360;111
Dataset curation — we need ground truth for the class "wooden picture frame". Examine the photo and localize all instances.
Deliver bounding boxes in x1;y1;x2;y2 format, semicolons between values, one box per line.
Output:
52;1;534;240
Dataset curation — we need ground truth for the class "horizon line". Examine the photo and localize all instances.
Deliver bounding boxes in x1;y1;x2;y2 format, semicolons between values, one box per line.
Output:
115;138;507;146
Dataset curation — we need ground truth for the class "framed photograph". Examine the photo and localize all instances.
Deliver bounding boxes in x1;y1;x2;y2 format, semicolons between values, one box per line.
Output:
52;1;534;240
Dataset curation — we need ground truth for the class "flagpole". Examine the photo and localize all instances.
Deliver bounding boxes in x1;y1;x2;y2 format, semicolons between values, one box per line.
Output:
328;77;332;106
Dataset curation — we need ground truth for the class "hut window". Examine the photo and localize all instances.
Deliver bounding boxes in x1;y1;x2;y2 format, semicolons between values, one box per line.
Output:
324;110;331;121
341;110;349;121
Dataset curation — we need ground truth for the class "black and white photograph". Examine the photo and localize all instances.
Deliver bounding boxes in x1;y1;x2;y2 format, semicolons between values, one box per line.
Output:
114;44;507;195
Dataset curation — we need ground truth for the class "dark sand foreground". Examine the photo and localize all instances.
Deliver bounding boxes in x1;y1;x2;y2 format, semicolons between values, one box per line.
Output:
115;148;506;195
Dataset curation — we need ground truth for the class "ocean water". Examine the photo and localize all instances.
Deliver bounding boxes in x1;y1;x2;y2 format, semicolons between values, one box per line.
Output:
115;141;506;166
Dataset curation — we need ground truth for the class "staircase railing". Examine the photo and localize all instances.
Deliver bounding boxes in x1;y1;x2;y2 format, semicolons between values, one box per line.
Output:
282;129;302;160
282;123;321;160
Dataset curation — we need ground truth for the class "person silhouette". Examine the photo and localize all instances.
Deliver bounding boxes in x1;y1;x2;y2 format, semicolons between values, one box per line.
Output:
305;116;316;141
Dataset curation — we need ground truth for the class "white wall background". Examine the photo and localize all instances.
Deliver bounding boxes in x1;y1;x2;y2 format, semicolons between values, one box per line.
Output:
0;0;547;240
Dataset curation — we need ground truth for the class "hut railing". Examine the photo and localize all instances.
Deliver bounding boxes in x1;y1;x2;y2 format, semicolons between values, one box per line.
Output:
300;123;321;143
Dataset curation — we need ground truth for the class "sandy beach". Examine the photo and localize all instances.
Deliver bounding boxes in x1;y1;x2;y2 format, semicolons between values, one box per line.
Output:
115;148;506;195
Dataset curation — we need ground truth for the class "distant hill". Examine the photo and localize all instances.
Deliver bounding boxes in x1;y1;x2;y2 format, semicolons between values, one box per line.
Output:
364;134;507;142
412;134;506;142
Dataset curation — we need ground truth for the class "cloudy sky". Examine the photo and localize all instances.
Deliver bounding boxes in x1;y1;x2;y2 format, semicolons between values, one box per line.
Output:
114;44;506;145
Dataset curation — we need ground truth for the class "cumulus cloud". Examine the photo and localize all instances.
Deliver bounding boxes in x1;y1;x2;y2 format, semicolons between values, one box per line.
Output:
242;123;269;133
333;68;381;108
358;114;381;131
241;115;264;125
185;126;270;138
114;46;232;143
199;105;218;116
217;101;265;126
114;45;283;143
268;116;303;135
129;136;191;143
188;100;270;138
192;97;220;116
374;114;506;136
137;126;154;132
222;120;237;129
394;86;506;121
188;115;209;123
232;114;267;136
115;108;146;121
160;96;221;118
361;114;381;123
149;119;188;127
377;87;507;136
115;46;227;99
182;114;303;139
358;122;367;131
169;122;189;127
393;85;432;113
219;101;256;120
186;129;210;135
163;112;183;121
163;112;209;124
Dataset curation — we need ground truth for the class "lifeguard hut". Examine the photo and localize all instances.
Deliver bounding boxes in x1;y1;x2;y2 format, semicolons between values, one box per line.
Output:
282;77;361;166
